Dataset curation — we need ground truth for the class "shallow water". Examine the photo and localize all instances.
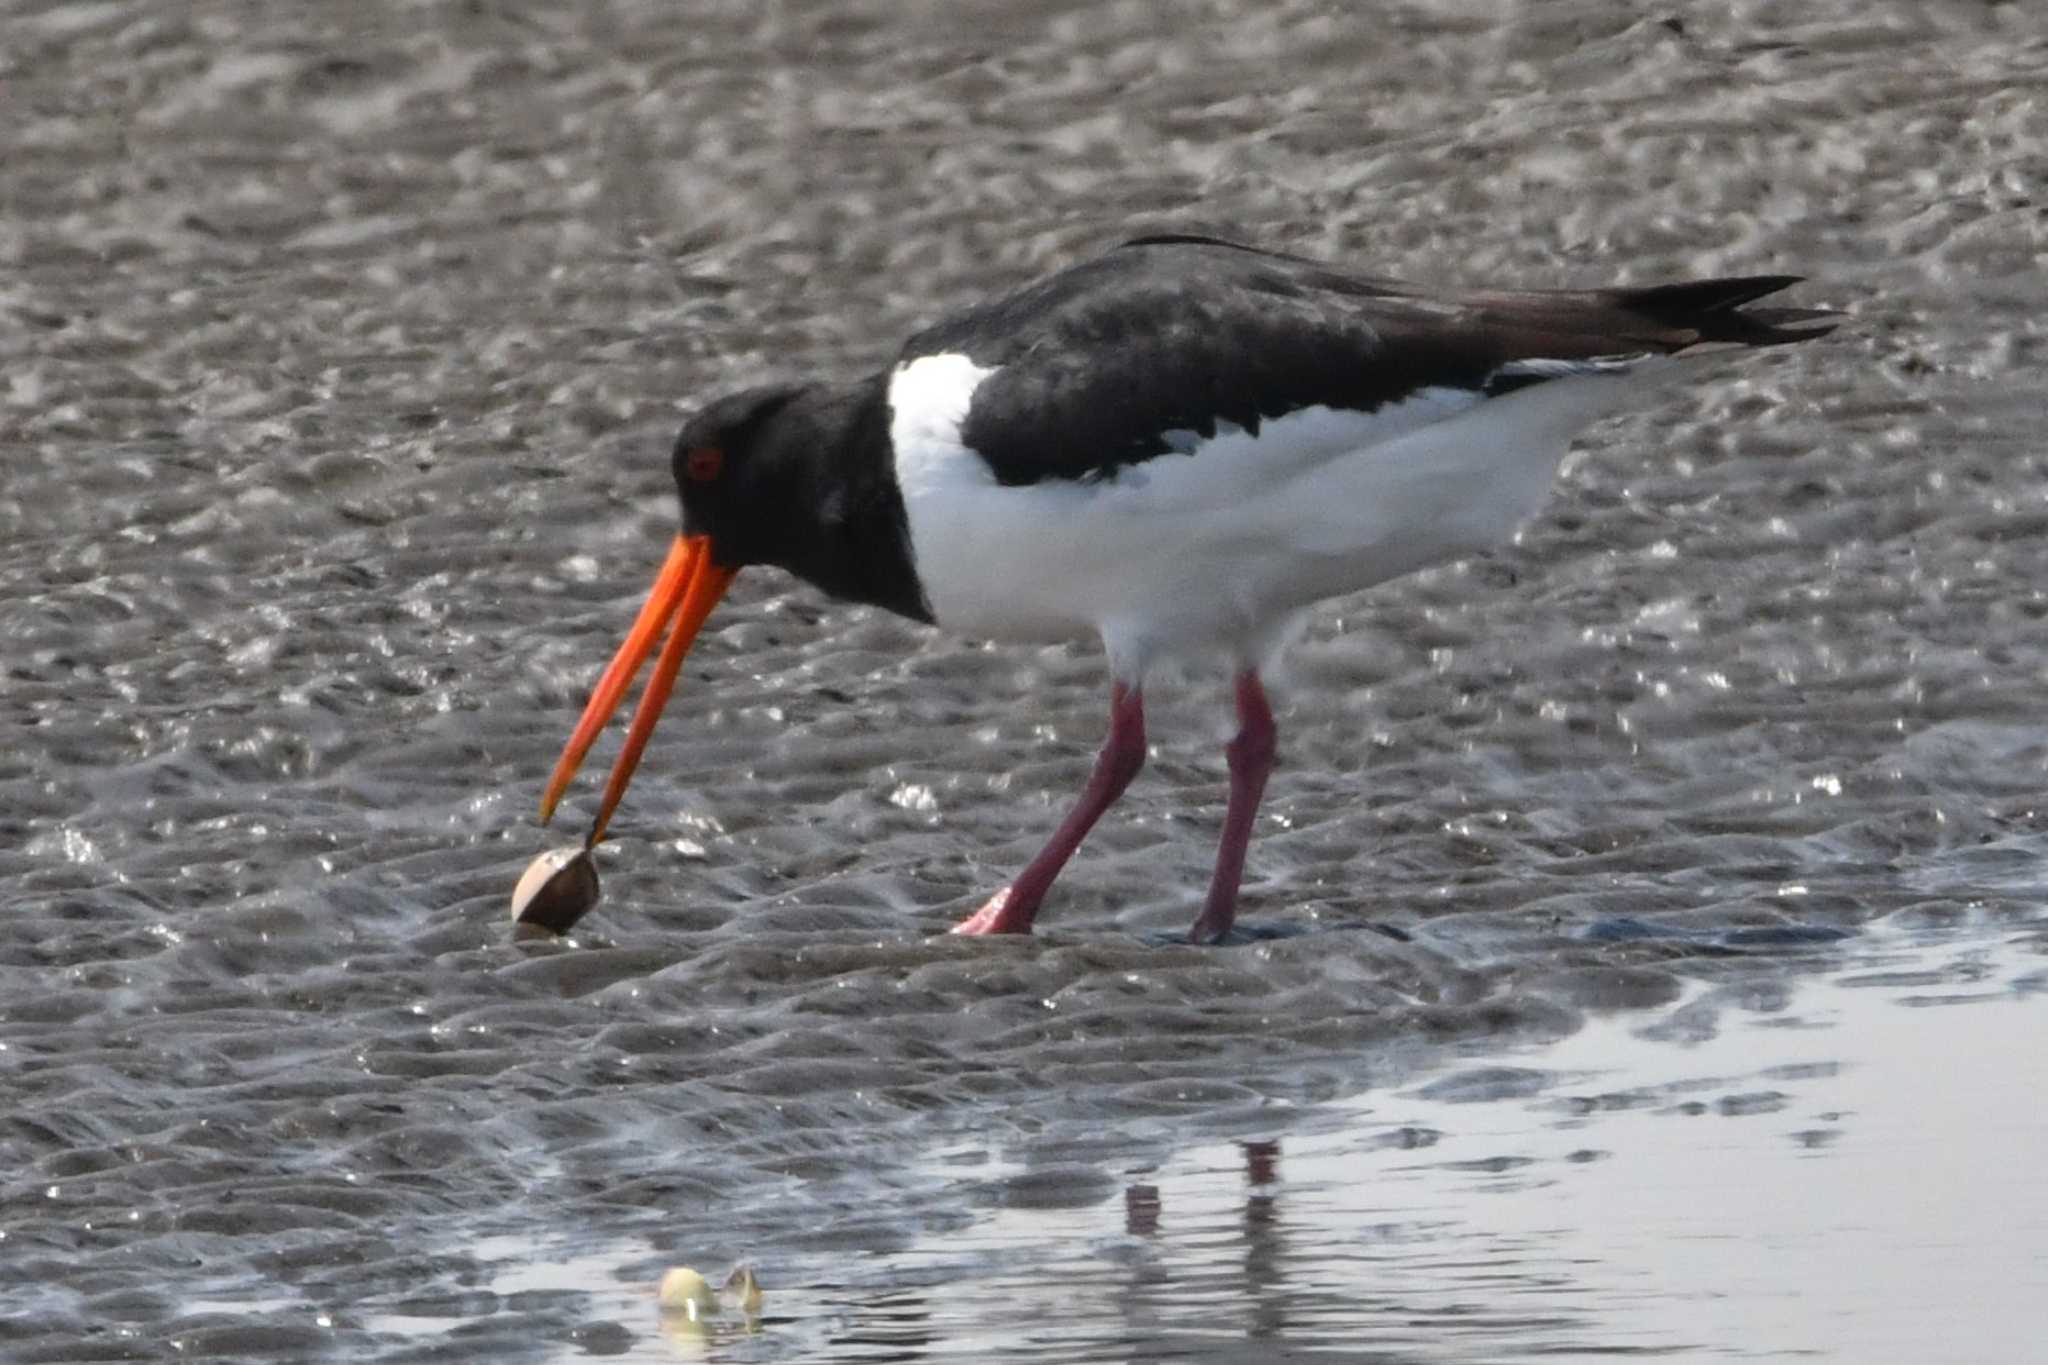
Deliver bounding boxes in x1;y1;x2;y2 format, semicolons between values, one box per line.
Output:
237;917;2041;1363
5;0;2048;1360
780;919;2046;1363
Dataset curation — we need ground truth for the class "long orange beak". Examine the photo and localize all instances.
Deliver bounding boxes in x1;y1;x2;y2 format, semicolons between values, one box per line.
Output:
540;534;738;844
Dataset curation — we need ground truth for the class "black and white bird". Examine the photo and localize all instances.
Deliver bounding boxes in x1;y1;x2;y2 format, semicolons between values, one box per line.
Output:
539;233;1832;943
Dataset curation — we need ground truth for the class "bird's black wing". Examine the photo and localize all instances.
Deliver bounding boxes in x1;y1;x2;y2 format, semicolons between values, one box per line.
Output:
899;235;1830;488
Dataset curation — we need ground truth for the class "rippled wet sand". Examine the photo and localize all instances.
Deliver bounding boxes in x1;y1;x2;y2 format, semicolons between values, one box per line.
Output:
5;1;2047;1359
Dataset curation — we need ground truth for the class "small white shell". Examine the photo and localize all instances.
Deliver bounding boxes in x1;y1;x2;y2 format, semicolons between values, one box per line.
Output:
509;845;600;937
723;1263;763;1316
657;1266;716;1318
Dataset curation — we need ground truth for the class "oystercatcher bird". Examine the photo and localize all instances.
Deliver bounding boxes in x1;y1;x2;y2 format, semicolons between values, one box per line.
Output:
538;234;1832;943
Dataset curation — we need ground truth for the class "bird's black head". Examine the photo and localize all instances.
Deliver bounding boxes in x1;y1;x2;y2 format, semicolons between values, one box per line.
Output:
669;383;808;568
538;374;918;847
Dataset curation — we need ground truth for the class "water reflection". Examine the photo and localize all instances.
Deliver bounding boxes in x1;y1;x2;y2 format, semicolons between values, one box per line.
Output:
825;1288;935;1362
812;921;2046;1363
1239;1140;1284;1343
425;923;2040;1362
1123;1183;1161;1238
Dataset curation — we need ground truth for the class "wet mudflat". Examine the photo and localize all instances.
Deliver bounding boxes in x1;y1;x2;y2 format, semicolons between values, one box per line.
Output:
721;919;2045;1363
4;1;2047;1360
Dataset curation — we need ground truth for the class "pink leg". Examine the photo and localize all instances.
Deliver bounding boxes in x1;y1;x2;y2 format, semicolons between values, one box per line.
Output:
953;682;1146;935
1188;670;1277;944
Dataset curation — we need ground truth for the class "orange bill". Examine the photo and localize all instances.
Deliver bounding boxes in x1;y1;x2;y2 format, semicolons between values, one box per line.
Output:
539;534;738;844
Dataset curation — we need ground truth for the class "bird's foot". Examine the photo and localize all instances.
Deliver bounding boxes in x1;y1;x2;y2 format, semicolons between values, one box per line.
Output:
1187;901;1236;945
951;887;1036;935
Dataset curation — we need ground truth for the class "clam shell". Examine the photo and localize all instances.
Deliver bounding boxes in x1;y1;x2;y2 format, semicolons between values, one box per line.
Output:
509;845;600;936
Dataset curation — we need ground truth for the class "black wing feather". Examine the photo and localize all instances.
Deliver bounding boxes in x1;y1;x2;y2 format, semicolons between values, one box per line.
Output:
901;237;1831;488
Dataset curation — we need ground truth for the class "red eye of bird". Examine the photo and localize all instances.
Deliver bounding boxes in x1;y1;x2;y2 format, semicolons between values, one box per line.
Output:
684;447;724;482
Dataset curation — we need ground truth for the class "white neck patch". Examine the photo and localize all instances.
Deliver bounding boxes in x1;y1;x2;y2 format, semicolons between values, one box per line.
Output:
888;353;999;494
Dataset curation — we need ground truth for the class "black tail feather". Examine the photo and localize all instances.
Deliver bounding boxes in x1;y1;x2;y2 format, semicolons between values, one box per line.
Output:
1615;275;1838;346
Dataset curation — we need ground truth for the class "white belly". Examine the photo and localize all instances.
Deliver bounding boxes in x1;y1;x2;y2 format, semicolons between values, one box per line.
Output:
887;352;1652;676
